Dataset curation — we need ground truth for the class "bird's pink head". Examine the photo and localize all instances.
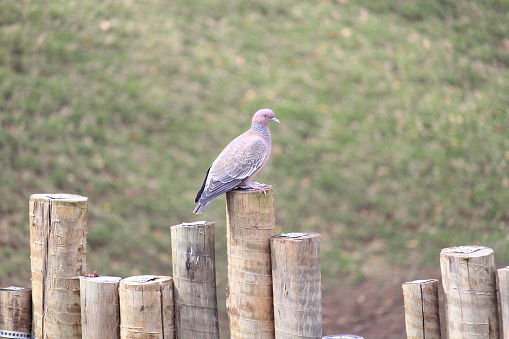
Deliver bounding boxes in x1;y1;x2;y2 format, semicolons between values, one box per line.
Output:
252;109;280;126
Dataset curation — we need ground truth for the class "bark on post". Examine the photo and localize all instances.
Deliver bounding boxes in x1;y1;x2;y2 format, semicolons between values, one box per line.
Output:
170;221;219;339
226;189;276;338
270;232;321;339
80;276;122;339
29;193;88;339
440;246;498;339
402;279;441;339
0;287;32;338
119;275;175;339
497;266;509;339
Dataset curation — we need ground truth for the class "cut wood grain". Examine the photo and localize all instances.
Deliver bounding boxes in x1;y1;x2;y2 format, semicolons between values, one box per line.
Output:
0;286;32;338
271;232;322;339
119;275;175;339
171;221;219;339
29;193;88;339
440;246;498;339
226;189;276;339
402;279;441;339
497;266;509;339
80;276;122;339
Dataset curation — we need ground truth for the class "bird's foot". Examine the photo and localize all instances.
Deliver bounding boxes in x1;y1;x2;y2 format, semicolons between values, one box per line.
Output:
237;182;272;195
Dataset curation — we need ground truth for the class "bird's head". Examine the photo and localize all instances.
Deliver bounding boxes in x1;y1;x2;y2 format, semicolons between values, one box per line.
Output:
252;108;280;126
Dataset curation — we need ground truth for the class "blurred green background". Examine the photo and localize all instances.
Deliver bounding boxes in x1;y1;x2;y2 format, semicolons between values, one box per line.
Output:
1;0;509;335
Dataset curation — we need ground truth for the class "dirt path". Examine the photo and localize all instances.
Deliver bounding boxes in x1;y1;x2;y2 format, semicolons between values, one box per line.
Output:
322;277;407;338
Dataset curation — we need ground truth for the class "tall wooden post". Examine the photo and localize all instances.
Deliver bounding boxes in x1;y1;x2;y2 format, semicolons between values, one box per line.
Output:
226;189;276;338
270;232;322;339
402;279;441;339
29;193;88;339
440;246;499;339
80;276;122;339
497;266;509;338
170;221;220;339
0;287;32;338
119;275;175;339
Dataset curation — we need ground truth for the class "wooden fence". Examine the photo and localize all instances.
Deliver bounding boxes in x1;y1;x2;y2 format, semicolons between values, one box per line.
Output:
402;245;508;339
6;191;508;338
1;191;362;339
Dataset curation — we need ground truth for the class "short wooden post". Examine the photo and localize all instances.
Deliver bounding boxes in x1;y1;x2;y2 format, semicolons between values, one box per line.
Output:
29;193;88;339
322;335;364;339
0;287;32;338
226;189;276;338
440;246;499;339
270;232;322;339
170;221;219;339
497;266;509;338
402;279;441;339
119;275;175;339
80;276;122;339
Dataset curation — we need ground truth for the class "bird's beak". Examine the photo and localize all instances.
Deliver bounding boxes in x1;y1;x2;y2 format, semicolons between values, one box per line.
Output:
272;117;280;124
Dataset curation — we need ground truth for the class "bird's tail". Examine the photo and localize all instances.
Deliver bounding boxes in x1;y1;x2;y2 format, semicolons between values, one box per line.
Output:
193;201;211;214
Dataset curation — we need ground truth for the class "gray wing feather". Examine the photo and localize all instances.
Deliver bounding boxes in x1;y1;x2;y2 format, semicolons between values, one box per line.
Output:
198;177;242;203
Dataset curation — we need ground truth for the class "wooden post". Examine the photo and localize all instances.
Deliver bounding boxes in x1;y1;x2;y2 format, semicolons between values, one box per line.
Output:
440;246;499;339
0;287;32;338
402;279;441;339
29;193;88;339
322;336;364;339
497;266;509;338
80;276;122;339
170;221;219;339
226;189;276;338
270;232;321;339
119;275;175;339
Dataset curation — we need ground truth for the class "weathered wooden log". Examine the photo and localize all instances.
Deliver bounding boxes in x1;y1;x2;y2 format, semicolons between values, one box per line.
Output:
322;336;364;339
440;246;498;339
0;286;32;339
119;275;175;339
226;189;276;338
497;266;509;339
270;232;321;339
402;279;441;339
170;221;219;339
80;276;122;339
29;193;88;339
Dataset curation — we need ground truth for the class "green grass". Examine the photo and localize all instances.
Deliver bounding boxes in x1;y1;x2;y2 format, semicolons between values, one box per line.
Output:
1;0;509;327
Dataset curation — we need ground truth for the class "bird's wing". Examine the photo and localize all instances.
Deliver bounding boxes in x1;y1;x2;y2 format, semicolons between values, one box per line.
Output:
195;134;267;204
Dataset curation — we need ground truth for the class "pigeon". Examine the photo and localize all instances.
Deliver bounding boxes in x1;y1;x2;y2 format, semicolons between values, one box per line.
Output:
193;108;280;214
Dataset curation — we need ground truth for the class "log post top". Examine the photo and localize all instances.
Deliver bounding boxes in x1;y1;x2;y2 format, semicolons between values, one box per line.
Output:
120;275;172;286
272;232;320;241
79;276;122;284
441;245;493;257
402;279;438;285
0;286;31;291
30;194;88;207
171;220;213;228
229;188;274;195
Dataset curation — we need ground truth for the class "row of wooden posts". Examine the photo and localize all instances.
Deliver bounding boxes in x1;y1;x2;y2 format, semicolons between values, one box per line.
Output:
0;191;363;339
4;191;506;338
402;245;509;339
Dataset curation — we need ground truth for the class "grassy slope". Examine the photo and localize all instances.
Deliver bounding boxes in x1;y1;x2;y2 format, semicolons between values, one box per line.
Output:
1;0;509;299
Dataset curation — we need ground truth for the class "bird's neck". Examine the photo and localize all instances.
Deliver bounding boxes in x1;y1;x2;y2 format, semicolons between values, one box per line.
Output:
250;123;270;140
